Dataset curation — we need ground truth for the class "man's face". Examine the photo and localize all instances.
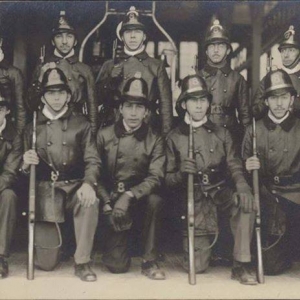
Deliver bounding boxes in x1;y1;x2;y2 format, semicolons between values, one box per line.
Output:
181;96;210;122
42;88;71;114
122;29;146;51
265;92;294;119
52;32;77;56
206;42;230;64
0;106;10;126
120;101;148;129
280;47;300;67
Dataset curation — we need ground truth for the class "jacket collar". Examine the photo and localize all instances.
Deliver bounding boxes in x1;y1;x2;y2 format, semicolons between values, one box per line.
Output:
114;118;149;141
117;50;149;61
36;107;73;125
46;53;78;64
0;59;10;70
178;118;216;136
1;119;17;141
203;62;232;76
263;113;296;132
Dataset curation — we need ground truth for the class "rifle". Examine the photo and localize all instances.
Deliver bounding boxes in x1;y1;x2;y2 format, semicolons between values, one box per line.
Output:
27;46;44;280
27;111;37;280
187;117;196;285
112;38;118;63
252;118;264;284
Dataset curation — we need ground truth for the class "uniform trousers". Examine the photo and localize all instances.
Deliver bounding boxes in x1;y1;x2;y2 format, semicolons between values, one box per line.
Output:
36;189;99;270
182;188;255;273
102;194;163;273
261;189;300;275
0;189;17;257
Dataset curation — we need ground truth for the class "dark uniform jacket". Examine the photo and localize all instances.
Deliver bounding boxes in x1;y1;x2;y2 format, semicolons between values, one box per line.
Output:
252;71;300;119
198;63;251;140
97;50;172;135
242;113;300;205
96;119;165;204
0;120;19;192
0;59;26;133
166;120;251;235
28;54;98;134
19;108;101;222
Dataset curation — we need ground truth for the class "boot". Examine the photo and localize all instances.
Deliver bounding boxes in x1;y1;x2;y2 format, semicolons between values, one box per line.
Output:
141;260;166;280
0;257;8;279
75;263;97;282
231;261;257;285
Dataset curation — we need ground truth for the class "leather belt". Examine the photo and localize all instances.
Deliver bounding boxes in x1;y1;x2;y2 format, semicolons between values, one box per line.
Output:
265;171;300;186
37;170;84;182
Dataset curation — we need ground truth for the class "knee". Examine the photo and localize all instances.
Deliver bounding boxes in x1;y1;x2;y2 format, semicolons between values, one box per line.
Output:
147;194;163;211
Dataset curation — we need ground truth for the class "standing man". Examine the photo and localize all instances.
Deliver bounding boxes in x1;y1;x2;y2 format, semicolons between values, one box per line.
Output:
96;73;166;280
0;91;19;279
21;67;100;281
244;69;300;275
253;25;300;119
0;37;27;133
28;11;98;134
97;6;172;135
197;19;251;143
166;74;257;285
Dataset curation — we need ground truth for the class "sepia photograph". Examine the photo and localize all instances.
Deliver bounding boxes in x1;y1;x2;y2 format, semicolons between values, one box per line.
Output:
0;1;299;299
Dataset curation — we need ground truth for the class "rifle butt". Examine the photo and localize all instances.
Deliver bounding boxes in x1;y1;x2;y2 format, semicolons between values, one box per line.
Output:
187;173;196;285
27;164;36;280
256;227;265;284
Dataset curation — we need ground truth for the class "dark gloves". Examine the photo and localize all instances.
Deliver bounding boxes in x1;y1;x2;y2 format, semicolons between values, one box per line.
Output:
180;157;197;175
110;192;133;232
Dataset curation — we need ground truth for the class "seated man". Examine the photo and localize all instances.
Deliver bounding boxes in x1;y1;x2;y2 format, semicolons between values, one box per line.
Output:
165;74;257;285
21;67;101;282
244;69;300;275
96;72;166;280
0;93;19;279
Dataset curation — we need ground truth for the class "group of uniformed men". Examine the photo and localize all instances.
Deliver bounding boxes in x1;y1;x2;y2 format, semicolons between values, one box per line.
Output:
0;6;299;286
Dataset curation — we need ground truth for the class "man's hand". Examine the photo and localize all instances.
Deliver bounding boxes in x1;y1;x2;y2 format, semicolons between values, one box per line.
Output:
180;157;197;175
246;156;260;172
38;62;56;82
112;192;133;230
23;150;39;170
111;63;123;79
234;192;257;213
77;183;97;208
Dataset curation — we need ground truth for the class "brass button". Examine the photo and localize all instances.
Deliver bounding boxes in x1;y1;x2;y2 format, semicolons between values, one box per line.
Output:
56;61;60;64
64;180;69;184
63;162;67;166
271;190;276;194
283;149;288;152
47;121;51;125
47;142;52;146
223;89;227;93
198;171;202;175
211;88;215;91
68;77;72;81
211;169;215;172
210;149;214;153
62;142;66;146
224;74;228;77
223;124;227;128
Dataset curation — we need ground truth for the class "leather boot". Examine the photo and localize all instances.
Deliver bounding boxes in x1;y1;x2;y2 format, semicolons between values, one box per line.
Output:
141;260;166;280
0;257;8;279
75;263;97;282
231;261;257;285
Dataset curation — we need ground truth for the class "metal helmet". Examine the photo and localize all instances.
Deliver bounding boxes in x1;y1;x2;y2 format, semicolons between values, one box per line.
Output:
264;69;296;99
41;68;71;93
278;25;300;51
176;74;212;116
52;11;76;37
118;6;146;38
204;19;231;50
121;72;149;106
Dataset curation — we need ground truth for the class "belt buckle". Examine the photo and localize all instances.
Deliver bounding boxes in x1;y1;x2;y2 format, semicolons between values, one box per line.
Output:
117;181;125;193
51;171;59;182
274;176;280;185
202;174;210;185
